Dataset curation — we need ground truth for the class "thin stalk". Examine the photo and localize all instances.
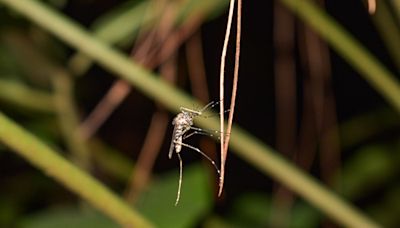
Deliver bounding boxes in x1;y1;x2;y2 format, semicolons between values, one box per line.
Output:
218;0;235;197
372;0;400;70
0;0;381;227
69;0;228;75
78;80;131;140
52;72;91;169
68;0;153;75
89;139;134;182
221;0;242;196
279;0;400;114
0;111;153;228
186;31;210;102
0;78;54;112
367;0;376;14
392;0;400;20
271;2;296;226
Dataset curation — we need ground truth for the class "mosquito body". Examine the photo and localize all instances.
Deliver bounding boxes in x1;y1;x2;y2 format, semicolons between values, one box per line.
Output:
168;109;197;158
169;101;221;205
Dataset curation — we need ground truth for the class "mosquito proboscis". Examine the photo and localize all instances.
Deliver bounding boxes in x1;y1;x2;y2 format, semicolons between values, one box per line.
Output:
169;100;223;205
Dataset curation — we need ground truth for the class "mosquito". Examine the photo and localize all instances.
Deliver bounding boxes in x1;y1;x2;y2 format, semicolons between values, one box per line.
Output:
169;100;223;205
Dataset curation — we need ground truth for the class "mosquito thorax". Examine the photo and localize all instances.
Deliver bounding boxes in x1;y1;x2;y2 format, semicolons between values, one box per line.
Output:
173;112;194;127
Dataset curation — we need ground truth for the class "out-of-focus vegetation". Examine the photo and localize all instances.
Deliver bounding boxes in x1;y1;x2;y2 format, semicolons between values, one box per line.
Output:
0;0;398;227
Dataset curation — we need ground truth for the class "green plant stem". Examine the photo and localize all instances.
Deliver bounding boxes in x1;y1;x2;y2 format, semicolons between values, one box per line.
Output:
69;0;228;75
0;78;54;112
89;139;134;182
339;108;400;148
279;0;400;114
52;72;91;169
393;0;400;20
0;0;381;227
68;0;153;75
212;120;380;228
372;0;400;70
0;112;153;228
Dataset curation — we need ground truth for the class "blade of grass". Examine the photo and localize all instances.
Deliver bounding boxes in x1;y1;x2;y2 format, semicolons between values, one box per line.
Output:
68;0;153;75
392;0;400;20
69;0;229;75
279;0;400;114
0;78;54;112
371;0;400;70
0;0;381;227
0;111;153;228
52;72;91;169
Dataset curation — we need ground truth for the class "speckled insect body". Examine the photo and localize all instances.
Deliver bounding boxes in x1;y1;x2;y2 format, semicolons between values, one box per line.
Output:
168;101;221;205
169;111;196;156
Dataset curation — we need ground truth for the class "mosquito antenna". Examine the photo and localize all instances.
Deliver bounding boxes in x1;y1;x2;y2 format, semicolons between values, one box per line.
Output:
184;126;231;140
201;109;231;119
175;152;183;206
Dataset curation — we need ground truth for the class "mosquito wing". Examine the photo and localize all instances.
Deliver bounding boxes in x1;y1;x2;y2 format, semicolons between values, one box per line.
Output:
168;125;177;159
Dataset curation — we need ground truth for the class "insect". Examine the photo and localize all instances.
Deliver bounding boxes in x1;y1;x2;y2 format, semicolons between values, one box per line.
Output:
169;100;222;205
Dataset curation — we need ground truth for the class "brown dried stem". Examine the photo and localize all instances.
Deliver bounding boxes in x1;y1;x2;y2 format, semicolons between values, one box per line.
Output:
219;0;242;196
78;80;131;140
368;0;377;14
77;4;202;141
186;31;210;103
270;1;296;226
124;3;177;202
124;110;170;203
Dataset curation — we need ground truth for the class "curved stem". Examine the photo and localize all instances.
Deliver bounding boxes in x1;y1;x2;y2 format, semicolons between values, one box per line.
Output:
218;0;236;196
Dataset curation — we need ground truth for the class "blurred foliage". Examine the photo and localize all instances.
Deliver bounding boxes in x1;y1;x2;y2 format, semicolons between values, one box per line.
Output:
0;0;398;227
15;163;211;228
136;164;213;228
228;193;320;228
339;143;398;199
19;208;119;228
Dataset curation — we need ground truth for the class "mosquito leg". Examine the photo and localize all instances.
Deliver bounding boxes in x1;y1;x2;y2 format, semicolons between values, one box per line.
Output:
199;100;217;113
179;142;220;175
184;127;230;140
199;99;225;113
190;127;218;137
175;152;183;206
182;131;198;140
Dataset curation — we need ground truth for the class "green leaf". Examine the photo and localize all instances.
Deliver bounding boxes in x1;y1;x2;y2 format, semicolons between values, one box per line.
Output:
228;193;320;228
368;185;400;227
339;144;397;198
19;207;118;228
230;193;271;227
137;163;214;228
291;201;320;228
91;0;150;45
